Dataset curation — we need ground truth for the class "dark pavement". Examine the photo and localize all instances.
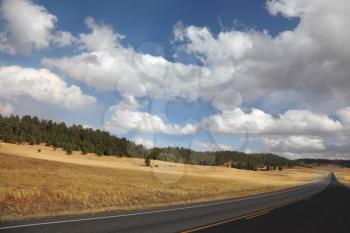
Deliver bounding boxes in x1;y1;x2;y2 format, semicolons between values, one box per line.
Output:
0;174;331;233
191;173;350;233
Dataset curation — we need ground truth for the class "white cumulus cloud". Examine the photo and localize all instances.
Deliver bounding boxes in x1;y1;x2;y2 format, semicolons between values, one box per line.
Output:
104;96;197;135
262;136;326;153
202;108;342;136
0;102;14;116
174;0;350;113
193;140;234;151
6;0;350;159
0;0;75;54
0;66;97;109
134;138;156;149
42;17;207;101
337;107;350;127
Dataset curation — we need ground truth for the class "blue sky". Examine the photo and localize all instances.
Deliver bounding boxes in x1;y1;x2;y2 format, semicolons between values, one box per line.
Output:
0;0;299;66
1;0;350;159
37;0;298;41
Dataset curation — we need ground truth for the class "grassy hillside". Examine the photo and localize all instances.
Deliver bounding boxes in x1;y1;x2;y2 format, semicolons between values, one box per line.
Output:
0;114;299;169
0;142;327;221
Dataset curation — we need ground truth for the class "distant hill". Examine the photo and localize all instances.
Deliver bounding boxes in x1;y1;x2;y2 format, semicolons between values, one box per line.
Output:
296;159;350;168
0;114;300;170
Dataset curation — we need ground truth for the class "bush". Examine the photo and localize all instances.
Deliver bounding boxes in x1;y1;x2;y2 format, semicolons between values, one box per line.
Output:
66;150;73;155
145;157;151;167
96;152;103;156
4;134;17;144
37;149;41;153
81;147;88;155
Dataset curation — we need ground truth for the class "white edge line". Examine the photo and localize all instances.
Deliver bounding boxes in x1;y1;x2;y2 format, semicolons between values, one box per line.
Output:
0;177;326;230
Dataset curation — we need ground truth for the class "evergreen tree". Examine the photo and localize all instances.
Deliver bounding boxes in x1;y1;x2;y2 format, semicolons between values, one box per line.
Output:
145;157;151;167
0;113;300;169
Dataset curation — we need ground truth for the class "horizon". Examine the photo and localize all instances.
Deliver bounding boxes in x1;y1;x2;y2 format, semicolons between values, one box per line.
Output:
1;112;349;162
0;0;350;160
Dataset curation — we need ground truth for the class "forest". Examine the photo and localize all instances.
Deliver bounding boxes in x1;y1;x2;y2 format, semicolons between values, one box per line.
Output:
297;159;350;168
0;114;301;170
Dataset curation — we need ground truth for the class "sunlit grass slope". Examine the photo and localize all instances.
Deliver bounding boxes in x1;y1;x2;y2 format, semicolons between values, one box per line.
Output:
0;142;327;221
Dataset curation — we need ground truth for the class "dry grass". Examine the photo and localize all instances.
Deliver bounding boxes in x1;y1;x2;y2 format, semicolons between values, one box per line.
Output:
328;167;350;184
0;142;328;221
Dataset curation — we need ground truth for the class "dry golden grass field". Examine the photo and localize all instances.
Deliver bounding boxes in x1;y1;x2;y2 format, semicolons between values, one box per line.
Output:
0;142;332;221
329;167;350;184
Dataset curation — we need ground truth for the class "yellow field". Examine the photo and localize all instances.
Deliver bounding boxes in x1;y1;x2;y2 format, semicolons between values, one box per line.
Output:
329;167;350;184
0;142;329;221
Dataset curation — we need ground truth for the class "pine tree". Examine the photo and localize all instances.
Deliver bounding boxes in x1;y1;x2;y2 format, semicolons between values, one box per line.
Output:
145;157;151;167
0;113;298;168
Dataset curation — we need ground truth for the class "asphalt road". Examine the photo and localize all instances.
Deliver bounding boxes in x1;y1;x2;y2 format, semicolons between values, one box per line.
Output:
0;174;331;233
188;173;350;233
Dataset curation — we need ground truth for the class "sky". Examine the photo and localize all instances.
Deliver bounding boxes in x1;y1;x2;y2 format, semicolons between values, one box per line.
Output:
0;0;350;159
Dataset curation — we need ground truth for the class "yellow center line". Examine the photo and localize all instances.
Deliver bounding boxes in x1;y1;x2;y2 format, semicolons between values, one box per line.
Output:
245;210;270;219
181;199;299;233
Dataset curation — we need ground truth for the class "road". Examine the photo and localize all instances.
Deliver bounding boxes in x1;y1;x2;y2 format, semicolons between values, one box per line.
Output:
187;173;350;233
0;173;332;233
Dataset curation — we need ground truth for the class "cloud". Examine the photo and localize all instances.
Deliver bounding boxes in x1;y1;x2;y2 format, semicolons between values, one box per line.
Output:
0;66;97;109
42;0;350;115
42;17;242;106
174;23;253;65
104;96;197;135
336;107;350;127
134;138;155;149
261;133;350;159
79;17;125;52
174;0;350;113
30;0;350;158
43;19;199;98
171;0;350;158
0;0;75;54
261;136;326;153
266;0;313;18
52;31;77;48
202;108;342;136
193;140;233;151
0;102;14;116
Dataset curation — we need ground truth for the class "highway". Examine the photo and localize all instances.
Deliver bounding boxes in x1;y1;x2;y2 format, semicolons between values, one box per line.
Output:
188;173;350;233
0;173;332;233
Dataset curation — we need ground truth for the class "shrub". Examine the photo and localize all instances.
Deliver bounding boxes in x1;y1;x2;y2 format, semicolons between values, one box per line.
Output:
145;157;151;167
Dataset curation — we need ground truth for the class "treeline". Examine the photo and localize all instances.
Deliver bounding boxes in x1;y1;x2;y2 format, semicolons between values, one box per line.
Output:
0;114;299;170
151;147;297;170
0;114;146;157
297;159;350;168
